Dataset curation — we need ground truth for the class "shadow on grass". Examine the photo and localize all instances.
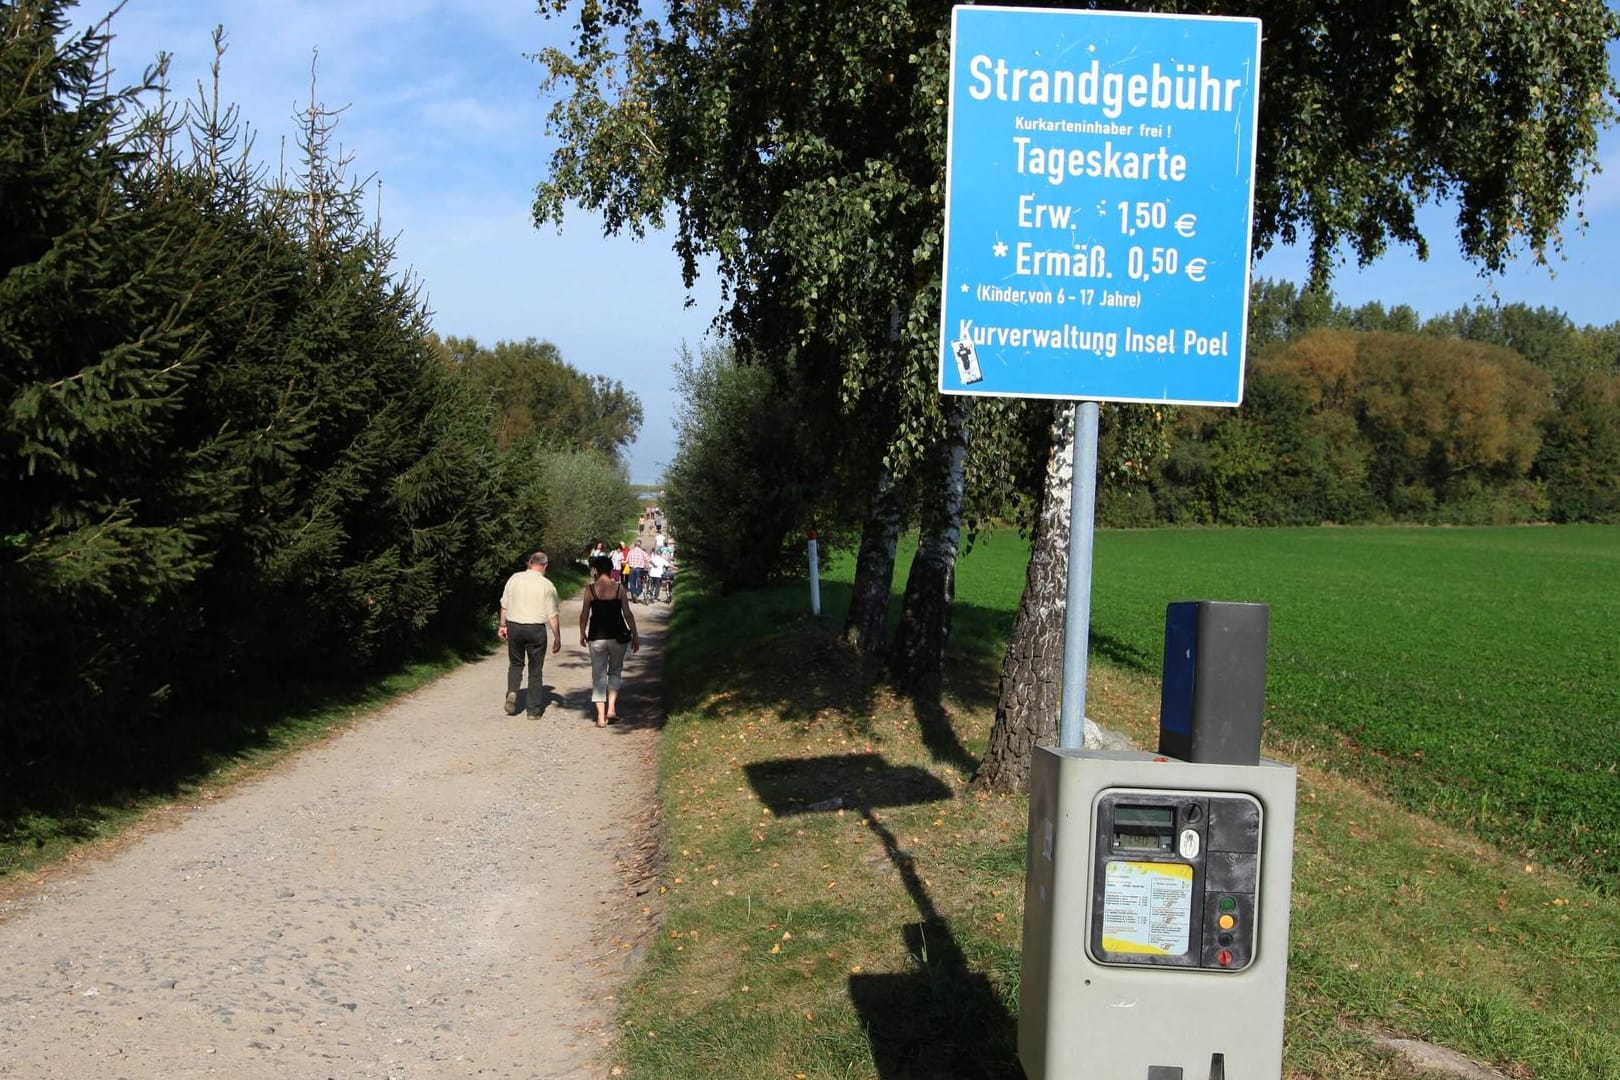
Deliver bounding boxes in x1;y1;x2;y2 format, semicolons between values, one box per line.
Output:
848;810;1021;1079
911;686;983;778
664;580;884;725
1090;629;1158;674
665;579;1007;773
743;754;952;816
740;756;1017;1078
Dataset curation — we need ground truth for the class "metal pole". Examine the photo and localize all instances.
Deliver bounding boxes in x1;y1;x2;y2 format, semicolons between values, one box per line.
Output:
1059;400;1100;748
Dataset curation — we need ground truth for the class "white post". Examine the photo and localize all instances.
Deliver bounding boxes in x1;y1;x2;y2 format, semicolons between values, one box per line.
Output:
808;531;822;616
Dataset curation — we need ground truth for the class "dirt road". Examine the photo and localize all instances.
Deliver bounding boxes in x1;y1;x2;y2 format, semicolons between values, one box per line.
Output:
0;594;669;1079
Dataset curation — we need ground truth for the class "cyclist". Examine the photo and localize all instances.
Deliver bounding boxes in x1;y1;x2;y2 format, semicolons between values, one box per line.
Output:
660;549;677;602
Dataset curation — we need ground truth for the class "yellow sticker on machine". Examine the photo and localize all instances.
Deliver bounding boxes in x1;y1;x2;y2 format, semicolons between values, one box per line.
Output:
1101;860;1194;956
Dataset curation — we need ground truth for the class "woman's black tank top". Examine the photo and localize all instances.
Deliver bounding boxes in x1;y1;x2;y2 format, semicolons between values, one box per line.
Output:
587;589;629;642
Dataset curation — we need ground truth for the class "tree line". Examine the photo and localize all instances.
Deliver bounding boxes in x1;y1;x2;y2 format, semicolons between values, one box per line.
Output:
534;0;1618;790
1107;283;1620;528
0;2;638;765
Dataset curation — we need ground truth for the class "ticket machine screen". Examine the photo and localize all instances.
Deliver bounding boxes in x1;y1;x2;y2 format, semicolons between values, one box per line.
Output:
1111;806;1175;852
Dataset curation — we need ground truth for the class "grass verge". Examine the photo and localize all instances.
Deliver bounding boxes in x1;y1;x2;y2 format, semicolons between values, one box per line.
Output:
618;551;1620;1079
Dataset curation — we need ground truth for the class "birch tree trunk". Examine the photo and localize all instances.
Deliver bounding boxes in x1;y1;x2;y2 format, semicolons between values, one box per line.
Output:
974;403;1075;792
842;463;903;655
888;397;971;699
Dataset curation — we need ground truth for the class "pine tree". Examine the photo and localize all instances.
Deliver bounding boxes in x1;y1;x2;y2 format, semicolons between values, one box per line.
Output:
1;8;511;758
1;1;220;751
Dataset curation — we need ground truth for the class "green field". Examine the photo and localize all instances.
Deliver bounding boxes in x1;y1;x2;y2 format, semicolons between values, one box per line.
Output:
623;523;1620;1079
950;524;1620;890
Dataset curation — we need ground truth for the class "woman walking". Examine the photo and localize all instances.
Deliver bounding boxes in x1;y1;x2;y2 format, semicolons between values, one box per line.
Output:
579;554;639;727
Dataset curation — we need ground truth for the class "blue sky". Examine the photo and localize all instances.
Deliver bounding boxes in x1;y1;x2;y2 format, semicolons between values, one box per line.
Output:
88;2;1618;483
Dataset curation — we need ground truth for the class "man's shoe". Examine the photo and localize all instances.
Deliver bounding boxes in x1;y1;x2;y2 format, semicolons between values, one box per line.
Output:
504;691;519;715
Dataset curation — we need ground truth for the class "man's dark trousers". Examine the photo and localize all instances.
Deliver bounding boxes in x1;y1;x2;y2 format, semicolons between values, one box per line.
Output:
507;622;549;708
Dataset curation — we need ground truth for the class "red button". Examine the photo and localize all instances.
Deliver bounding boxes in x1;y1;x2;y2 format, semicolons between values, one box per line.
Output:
1217;950;1234;967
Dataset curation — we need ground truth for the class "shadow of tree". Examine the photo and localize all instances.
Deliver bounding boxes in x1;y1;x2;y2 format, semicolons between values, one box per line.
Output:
667;601;888;728
1090;629;1158;674
911;688;982;778
0;628;494;876
665;580;1011;773
740;756;1018;1079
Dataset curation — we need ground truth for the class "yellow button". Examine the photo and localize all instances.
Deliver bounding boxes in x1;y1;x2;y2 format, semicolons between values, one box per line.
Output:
1218;914;1236;930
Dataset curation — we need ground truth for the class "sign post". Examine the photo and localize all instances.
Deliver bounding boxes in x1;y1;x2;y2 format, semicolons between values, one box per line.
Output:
936;17;1287;1077
938;6;1262;745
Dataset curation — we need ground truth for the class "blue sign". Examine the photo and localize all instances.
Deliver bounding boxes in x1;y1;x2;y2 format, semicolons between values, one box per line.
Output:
939;7;1262;405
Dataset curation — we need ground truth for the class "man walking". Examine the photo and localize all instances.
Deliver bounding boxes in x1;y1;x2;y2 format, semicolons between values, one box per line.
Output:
625;539;650;600
497;551;562;716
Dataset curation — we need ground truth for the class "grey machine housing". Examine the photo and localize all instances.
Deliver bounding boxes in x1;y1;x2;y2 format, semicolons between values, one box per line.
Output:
1018;747;1297;1080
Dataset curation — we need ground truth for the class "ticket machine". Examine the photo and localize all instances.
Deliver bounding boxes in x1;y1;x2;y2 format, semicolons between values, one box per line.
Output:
1019;602;1296;1080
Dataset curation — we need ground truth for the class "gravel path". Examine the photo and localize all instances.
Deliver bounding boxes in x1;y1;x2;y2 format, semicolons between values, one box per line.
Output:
0;593;670;1079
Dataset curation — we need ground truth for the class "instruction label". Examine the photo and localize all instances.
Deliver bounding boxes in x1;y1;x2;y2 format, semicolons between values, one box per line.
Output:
938;7;1261;405
1101;860;1193;956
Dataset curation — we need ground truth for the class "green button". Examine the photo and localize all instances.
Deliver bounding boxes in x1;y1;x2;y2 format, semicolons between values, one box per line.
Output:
1219;896;1237;912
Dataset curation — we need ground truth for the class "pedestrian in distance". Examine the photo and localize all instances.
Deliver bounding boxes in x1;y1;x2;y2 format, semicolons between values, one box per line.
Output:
579;554;639;727
498;551;562;717
646;547;668;604
610;540;627;582
626;537;650;601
